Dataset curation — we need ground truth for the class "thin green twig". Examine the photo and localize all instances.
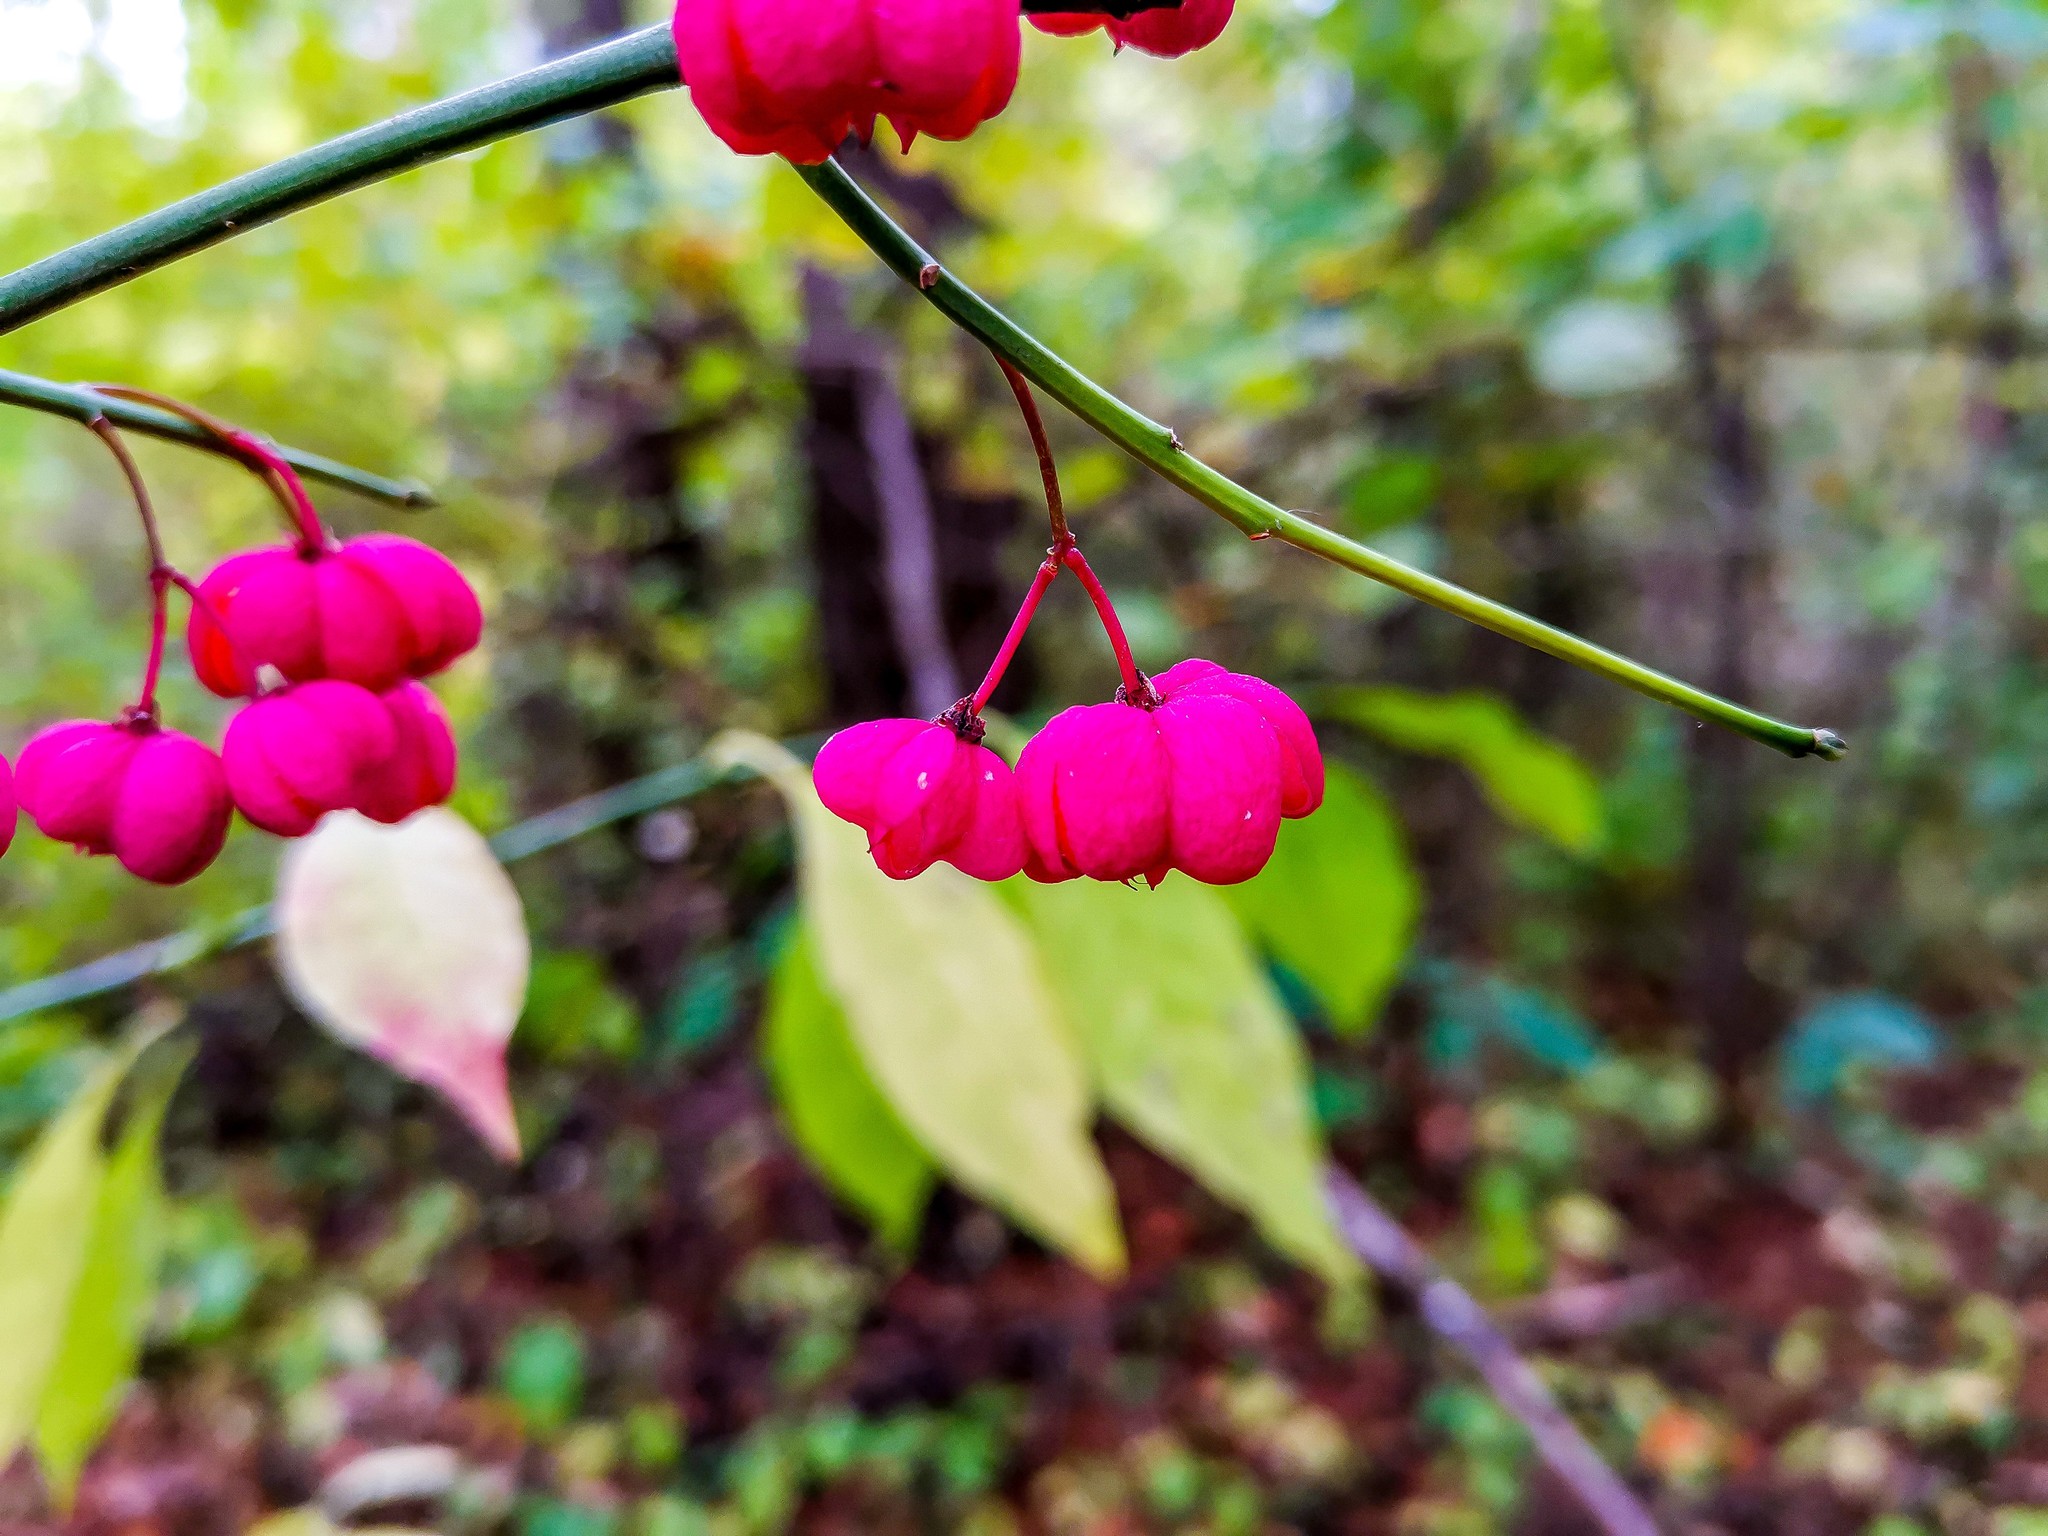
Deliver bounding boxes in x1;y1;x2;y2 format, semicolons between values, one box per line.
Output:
0;370;435;508
793;158;1844;760
0;24;1844;758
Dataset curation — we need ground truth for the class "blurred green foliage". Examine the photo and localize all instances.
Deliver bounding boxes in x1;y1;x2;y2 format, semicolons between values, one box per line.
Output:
7;0;2048;1527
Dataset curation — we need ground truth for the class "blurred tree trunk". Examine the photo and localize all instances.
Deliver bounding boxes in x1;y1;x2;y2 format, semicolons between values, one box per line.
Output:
1607;0;1774;1076
510;0;720;816
798;155;1034;725
801;269;960;721
1939;42;2021;628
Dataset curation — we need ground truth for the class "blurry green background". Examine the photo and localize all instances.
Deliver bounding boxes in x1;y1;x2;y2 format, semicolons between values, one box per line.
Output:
3;0;2047;1528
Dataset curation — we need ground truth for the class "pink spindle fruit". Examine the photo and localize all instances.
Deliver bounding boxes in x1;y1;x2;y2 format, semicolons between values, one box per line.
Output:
1014;659;1322;886
187;535;480;697
16;720;232;884
673;0;1024;163
222;681;398;838
345;535;485;677
0;754;15;861
814;717;1026;880
1030;0;1234;56
354;683;459;825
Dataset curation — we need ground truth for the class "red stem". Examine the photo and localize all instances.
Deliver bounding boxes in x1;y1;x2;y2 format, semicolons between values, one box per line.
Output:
995;356;1071;549
133;569;171;718
85;385;328;548
222;430;328;548
1063;546;1155;706
82;415;173;720
968;555;1061;716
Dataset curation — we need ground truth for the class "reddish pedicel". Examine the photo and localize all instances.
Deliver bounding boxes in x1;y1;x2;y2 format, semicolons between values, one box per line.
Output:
1030;0;1234;56
673;0;1023;163
187;535;480;697
354;682;460;825
222;680;398;837
815;717;1026;881
16;720;232;884
1014;659;1322;886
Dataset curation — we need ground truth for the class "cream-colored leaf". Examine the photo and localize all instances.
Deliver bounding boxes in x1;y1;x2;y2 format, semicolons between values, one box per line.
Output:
714;733;1122;1277
1014;878;1358;1285
275;809;530;1161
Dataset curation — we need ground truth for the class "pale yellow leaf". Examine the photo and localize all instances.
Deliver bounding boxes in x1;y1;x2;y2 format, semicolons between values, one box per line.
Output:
714;733;1122;1277
1014;878;1358;1285
34;1043;191;1504
275;809;530;1160
0;1019;173;1466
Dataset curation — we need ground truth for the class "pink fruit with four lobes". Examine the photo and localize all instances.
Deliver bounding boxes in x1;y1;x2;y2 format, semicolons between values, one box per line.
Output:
1030;0;1234;56
15;720;233;885
0;754;15;861
187;534;481;697
815;718;1026;881
354;683;459;825
1014;659;1323;887
673;0;1023;163
222;680;400;838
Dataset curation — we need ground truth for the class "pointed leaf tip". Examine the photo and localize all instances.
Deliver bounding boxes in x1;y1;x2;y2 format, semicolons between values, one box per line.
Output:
275;809;530;1160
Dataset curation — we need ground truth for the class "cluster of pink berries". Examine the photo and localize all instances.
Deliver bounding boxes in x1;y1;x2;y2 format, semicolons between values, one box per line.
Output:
816;541;1323;888
0;406;477;886
673;0;1234;163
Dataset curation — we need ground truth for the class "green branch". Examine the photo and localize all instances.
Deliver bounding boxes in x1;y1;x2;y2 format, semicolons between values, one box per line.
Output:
0;27;682;335
793;159;1844;760
0;370;435;508
0;24;1844;758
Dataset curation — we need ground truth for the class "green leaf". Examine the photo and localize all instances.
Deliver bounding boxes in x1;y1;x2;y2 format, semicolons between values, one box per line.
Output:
712;733;1121;1278
1223;763;1418;1034
1323;687;1605;854
524;951;641;1064
0;1020;173;1472
1010;877;1357;1285
34;1043;191;1504
763;925;935;1250
497;1318;587;1434
1471;1162;1545;1296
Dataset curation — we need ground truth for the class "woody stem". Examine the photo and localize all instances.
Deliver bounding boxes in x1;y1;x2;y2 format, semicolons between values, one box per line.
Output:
797;158;1846;760
1063;547;1154;705
969;556;1062;716
0;26;1841;758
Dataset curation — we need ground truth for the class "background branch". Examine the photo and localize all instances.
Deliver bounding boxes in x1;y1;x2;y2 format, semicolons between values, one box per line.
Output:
1326;1172;1662;1536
